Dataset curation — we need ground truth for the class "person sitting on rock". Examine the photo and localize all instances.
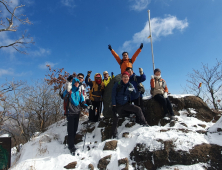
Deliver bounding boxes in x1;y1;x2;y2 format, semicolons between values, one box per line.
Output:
126;67;146;122
85;71;105;122
103;71;114;87
150;68;175;120
112;71;149;138
63;78;88;155
108;43;143;74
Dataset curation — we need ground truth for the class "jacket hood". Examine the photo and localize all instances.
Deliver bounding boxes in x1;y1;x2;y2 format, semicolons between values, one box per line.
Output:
94;73;102;81
72;78;80;91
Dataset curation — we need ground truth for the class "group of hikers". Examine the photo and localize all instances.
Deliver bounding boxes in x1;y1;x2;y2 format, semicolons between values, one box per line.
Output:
62;43;175;155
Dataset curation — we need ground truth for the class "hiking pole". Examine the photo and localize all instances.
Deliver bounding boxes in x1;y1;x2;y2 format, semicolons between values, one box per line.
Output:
82;121;89;151
148;10;155;73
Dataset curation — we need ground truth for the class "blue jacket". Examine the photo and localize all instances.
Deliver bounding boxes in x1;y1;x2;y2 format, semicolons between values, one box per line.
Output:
63;78;85;114
129;72;146;100
112;80;136;106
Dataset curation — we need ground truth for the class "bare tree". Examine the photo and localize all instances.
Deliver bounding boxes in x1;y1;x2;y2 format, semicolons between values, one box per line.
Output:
0;0;34;54
186;60;222;110
0;80;64;149
0;80;25;130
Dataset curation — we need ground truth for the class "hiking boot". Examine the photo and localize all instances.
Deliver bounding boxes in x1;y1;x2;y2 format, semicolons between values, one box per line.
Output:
69;147;77;156
112;134;118;139
142;123;149;127
164;114;170;118
171;116;176;120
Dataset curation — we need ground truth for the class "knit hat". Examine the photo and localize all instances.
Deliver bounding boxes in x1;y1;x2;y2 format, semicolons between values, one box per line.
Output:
154;68;161;74
95;74;101;78
122;71;130;77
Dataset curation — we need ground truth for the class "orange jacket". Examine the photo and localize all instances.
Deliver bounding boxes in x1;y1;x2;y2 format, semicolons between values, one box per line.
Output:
111;48;142;74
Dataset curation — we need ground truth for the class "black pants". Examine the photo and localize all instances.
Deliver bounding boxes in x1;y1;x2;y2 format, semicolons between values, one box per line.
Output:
132;97;145;123
153;94;174;116
89;101;102;122
67;114;80;150
112;103;147;137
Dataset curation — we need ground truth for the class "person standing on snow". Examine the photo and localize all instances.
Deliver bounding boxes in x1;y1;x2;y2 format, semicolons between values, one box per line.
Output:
150;68;175;120
103;71;114;87
108;43;143;74
63;78;88;155
126;67;146;122
85;71;105;122
111;71;149;138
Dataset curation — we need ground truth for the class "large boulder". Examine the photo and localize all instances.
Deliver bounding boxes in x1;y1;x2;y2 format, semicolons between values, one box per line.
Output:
130;142;222;170
103;74;122;118
143;95;220;126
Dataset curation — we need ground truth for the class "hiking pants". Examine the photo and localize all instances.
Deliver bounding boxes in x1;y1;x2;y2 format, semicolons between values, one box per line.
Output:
112;103;147;137
153;94;174;116
89;101;102;122
67;114;80;150
132;97;145;123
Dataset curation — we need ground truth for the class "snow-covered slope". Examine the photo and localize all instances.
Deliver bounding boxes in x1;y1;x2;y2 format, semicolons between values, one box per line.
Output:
10;99;222;170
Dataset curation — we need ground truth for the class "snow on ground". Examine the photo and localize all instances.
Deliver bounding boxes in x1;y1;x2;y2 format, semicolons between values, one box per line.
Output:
143;94;194;100
10;107;221;170
0;134;9;137
157;163;208;170
207;116;222;146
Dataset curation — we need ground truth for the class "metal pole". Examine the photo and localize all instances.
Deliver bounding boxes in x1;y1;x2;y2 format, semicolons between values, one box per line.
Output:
148;10;155;72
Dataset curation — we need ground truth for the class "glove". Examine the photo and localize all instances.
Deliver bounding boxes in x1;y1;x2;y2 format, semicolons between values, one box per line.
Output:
112;106;117;113
111;72;114;78
163;92;168;98
87;105;93;110
81;102;88;109
139;43;143;49
151;75;154;79
87;71;92;76
83;104;88;109
137;85;143;92
108;44;112;51
139;68;143;75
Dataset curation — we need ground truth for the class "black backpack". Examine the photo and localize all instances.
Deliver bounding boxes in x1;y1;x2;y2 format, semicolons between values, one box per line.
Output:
133;75;145;94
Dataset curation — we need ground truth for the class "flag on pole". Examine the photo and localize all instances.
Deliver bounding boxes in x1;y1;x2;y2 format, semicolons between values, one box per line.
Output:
198;83;202;89
147;35;151;39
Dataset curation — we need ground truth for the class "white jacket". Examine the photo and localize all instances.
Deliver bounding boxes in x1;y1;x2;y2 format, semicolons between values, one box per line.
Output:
79;83;87;100
64;81;72;92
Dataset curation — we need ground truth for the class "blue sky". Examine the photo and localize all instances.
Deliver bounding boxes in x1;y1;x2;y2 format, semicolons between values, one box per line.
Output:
1;0;222;94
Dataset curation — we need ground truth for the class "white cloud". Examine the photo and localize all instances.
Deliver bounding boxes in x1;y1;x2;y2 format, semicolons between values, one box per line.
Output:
121;15;188;51
38;62;57;70
29;48;51;57
61;0;76;8
0;68;14;77
130;0;150;11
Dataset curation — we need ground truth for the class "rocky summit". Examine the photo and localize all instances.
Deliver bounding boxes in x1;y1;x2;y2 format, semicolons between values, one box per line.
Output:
10;95;222;170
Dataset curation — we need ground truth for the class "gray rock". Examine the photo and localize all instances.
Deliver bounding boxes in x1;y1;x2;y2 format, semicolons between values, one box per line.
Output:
103;74;122;118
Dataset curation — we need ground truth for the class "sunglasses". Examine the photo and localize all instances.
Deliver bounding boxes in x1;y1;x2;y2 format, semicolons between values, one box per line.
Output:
78;77;83;79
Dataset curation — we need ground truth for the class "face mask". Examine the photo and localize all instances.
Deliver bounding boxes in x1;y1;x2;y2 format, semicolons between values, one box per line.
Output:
154;75;161;79
96;79;102;84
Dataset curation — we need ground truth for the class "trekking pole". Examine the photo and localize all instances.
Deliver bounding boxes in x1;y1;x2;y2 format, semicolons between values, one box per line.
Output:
82;121;88;151
148;10;155;73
